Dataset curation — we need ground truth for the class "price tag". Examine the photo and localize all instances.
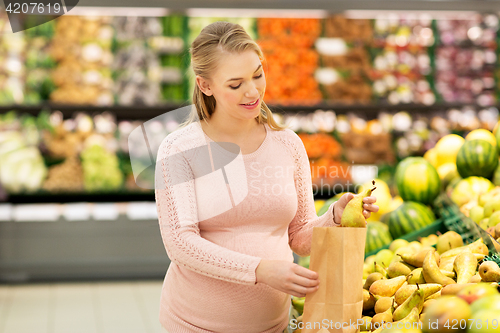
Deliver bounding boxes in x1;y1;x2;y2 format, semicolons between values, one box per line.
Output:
14;204;60;222
126;202;158;220
0;204;12;221
63;203;91;221
92;203;119;221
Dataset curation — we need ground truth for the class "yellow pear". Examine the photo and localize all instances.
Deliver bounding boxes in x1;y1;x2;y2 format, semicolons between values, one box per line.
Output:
363;272;385;290
394;283;442;305
422;249;456;286
363;289;376;310
441;283;475;296
478;261;500;282
374;296;395;314
468;273;482;283
369;275;407;297
341;180;376;227
407;268;426;284
439;255;457;272
454;249;478;284
399;247;440;268
392;285;425;321
436;231;464;254
387;260;415;278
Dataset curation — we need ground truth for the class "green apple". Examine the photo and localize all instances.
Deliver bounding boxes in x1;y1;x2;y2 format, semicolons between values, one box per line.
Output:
467;309;500;333
484;198;500;217
389;239;409;253
470;294;500;314
375;249;394;268
470;205;485;223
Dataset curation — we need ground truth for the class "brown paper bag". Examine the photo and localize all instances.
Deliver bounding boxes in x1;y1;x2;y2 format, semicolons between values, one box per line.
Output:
301;227;367;333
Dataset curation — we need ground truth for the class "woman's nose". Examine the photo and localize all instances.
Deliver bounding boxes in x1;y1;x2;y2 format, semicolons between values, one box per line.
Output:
245;85;259;98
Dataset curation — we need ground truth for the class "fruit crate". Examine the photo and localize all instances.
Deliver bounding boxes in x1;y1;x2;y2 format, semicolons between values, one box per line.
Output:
433;193;499;255
364;219;447;258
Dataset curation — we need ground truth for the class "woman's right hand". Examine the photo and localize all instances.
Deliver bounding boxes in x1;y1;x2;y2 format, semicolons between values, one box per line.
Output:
255;259;320;298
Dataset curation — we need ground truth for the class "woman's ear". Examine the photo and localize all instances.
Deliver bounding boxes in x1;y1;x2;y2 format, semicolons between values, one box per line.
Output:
196;76;213;96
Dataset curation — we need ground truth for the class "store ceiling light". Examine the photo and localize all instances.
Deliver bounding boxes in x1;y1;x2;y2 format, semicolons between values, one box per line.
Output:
186;8;328;18
65;6;169;17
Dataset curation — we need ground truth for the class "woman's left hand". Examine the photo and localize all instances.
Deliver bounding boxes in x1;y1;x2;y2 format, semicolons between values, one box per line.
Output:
362;196;379;219
334;193;379;225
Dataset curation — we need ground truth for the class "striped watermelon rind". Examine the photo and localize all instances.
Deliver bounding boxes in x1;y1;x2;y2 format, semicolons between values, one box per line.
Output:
493;121;500;154
456;139;499;179
387;201;436;239
365;221;393;254
395;157;441;205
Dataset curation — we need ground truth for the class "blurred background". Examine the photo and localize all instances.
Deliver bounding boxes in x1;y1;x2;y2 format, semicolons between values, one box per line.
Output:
2;0;500;332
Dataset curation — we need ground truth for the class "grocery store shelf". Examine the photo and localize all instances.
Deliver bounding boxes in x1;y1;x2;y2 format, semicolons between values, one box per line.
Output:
4;185;348;203
0;217;169;282
0;102;496;120
5;191;155;204
75;1;500;13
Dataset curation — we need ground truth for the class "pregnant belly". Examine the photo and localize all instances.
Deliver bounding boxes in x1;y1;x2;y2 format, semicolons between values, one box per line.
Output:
163;264;290;331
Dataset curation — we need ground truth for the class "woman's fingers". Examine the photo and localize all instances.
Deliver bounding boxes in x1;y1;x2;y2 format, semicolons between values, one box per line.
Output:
363;210;371;219
363;203;379;213
292;274;320;288
294;265;319;280
362;196;377;204
291;282;319;297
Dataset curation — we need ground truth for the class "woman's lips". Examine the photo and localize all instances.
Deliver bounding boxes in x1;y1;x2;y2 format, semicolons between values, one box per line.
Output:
240;97;260;109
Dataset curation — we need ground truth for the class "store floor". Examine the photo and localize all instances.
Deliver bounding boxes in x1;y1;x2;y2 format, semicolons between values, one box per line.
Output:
0;280;164;333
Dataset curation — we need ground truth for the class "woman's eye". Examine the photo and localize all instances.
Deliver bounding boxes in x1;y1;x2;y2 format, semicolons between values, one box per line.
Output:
230;74;263;90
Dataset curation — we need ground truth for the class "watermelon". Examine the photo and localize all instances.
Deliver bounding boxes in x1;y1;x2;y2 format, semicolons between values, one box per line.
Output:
387;201;436;239
456;139;499;179
395;157;441;205
493;163;500;187
493;121;500;154
365;221;393;254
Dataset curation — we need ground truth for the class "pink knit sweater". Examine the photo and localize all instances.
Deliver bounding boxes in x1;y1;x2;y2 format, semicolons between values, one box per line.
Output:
154;121;339;333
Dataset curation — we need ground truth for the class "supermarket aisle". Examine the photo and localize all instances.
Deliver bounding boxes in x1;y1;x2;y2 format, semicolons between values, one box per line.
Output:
0;280;164;333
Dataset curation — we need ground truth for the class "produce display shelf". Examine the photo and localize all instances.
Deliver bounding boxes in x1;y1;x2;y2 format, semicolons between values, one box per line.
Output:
365;193;500;259
0;102;494;120
364;219;448;258
433;193;500;255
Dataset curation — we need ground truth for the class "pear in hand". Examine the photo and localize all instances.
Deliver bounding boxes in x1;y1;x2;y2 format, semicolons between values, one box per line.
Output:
340;180;376;228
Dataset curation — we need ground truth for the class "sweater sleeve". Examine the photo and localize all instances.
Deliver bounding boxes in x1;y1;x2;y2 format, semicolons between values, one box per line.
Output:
281;130;341;257
154;138;262;285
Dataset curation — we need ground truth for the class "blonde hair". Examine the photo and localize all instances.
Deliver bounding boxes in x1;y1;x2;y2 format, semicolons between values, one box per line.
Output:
180;21;287;131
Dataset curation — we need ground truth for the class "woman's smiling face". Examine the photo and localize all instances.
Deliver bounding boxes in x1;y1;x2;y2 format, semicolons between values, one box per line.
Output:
196;50;266;121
